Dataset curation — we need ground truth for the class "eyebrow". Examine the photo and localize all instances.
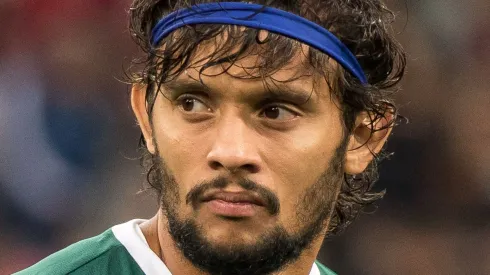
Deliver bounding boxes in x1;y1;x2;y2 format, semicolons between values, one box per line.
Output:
163;79;315;105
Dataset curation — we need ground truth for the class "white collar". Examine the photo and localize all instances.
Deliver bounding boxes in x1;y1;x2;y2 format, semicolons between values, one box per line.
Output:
112;219;172;275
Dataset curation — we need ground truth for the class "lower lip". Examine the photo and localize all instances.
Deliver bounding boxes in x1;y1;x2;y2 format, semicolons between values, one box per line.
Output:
205;200;258;217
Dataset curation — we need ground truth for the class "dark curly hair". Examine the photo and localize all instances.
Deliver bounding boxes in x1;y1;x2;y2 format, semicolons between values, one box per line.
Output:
127;0;406;236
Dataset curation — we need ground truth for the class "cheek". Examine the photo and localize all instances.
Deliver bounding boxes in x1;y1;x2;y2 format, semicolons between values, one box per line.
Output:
264;114;344;224
151;101;212;199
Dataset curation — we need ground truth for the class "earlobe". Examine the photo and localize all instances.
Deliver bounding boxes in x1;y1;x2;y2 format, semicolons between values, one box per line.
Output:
344;111;394;175
131;84;156;154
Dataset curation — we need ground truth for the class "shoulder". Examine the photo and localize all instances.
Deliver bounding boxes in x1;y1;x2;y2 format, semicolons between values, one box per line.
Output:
315;260;337;275
14;229;145;275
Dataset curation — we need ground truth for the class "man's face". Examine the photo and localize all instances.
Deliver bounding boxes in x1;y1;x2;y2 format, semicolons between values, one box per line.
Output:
144;48;347;273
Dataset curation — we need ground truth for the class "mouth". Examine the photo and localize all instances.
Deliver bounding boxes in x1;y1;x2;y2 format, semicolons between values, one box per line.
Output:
201;191;266;218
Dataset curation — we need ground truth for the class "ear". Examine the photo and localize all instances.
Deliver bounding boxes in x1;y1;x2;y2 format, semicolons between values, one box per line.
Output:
344;111;394;175
131;84;156;154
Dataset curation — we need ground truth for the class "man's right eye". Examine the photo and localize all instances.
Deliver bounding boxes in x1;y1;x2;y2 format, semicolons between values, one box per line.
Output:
177;96;212;113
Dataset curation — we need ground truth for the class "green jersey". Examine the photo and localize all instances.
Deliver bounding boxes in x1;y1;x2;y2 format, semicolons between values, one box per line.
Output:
15;220;336;275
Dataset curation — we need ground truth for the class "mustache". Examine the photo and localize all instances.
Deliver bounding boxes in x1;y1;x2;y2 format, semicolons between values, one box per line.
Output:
185;176;280;216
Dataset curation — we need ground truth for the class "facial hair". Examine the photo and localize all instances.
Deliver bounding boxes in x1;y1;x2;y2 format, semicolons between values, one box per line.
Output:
151;143;345;275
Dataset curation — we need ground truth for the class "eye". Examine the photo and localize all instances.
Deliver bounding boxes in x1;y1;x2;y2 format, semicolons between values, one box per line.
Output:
261;106;298;120
177;97;211;113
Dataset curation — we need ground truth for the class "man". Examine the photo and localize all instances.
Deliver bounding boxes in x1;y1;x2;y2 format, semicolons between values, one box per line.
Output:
17;0;405;274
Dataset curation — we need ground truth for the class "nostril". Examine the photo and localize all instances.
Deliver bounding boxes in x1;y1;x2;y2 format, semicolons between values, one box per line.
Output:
209;160;223;170
207;161;260;174
242;164;259;173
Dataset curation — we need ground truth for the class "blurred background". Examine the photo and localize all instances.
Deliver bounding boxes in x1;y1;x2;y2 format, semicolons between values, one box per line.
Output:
0;0;489;274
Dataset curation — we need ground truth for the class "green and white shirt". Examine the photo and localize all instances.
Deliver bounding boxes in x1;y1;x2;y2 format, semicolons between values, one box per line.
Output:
15;219;336;275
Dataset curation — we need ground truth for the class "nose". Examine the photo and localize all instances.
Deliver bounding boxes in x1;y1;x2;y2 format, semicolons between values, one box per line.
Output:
206;115;261;174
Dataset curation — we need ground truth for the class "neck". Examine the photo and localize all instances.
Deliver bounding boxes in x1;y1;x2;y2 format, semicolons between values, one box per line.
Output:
140;210;326;275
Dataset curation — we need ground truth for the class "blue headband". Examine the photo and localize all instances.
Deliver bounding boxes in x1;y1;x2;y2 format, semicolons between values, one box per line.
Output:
151;2;367;84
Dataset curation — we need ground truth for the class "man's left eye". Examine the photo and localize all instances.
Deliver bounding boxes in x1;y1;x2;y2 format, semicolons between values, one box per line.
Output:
260;106;298;120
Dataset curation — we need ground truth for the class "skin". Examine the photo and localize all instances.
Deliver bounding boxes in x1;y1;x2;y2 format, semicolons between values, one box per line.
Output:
132;43;392;275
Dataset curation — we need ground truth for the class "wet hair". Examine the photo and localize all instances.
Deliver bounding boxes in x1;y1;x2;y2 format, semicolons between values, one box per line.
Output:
127;0;406;236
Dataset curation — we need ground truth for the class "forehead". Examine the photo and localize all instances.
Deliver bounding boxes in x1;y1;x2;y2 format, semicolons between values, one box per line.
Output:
161;30;339;100
165;58;330;105
159;27;339;96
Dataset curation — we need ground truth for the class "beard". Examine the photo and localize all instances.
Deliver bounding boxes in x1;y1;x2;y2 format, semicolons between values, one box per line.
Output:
150;143;345;275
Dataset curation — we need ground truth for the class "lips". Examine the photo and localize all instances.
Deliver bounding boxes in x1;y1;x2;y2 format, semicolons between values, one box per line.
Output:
201;191;266;206
201;191;267;217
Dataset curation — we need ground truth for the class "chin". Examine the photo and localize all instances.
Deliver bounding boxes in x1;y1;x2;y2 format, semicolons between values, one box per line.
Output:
198;217;272;246
211;229;256;246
